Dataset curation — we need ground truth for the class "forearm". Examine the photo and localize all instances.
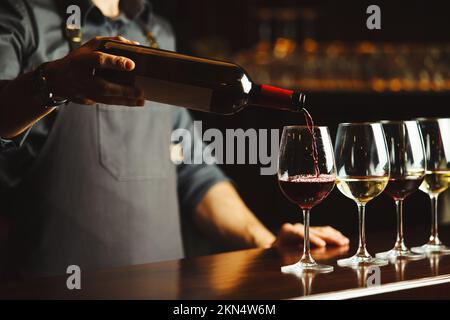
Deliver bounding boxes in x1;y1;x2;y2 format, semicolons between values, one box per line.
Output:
0;72;55;138
0;36;162;139
194;181;276;249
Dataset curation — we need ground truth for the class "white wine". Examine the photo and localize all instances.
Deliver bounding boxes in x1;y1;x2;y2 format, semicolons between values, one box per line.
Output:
337;176;389;203
419;170;450;196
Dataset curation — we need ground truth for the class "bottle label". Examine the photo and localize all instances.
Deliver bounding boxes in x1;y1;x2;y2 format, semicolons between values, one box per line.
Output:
135;76;213;112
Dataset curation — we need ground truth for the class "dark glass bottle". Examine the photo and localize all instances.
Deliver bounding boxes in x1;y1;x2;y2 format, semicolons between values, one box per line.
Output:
97;40;306;114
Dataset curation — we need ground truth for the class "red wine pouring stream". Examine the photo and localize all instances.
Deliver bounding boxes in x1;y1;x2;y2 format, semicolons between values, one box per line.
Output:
301;108;320;177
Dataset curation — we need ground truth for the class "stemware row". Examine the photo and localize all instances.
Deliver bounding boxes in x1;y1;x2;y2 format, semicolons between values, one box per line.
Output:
278;118;450;274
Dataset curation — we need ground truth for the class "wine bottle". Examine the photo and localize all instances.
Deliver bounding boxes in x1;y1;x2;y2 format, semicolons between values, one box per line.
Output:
96;40;306;114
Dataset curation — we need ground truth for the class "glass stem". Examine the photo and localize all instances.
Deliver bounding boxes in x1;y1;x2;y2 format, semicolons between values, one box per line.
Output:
300;208;315;264
394;199;407;251
356;203;370;257
428;194;441;245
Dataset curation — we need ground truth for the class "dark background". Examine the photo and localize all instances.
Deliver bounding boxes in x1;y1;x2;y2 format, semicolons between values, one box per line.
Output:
150;0;450;252
153;0;450;50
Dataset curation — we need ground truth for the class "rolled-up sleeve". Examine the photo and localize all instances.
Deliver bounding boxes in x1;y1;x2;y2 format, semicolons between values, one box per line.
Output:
173;109;230;214
0;0;38;189
0;0;37;79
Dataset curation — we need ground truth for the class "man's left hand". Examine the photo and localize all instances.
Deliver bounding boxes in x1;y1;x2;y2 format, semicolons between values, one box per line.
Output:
272;223;350;248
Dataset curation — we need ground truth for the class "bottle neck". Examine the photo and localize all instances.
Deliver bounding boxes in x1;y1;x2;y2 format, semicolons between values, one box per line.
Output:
249;84;306;112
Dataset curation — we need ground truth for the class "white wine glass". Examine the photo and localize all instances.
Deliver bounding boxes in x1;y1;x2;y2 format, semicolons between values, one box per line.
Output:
412;118;450;254
375;121;426;260
335;122;390;267
278;126;336;273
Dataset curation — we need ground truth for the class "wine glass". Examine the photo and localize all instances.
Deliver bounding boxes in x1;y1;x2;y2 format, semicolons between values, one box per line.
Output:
278;125;336;273
375;121;426;260
412;118;450;254
335;122;390;267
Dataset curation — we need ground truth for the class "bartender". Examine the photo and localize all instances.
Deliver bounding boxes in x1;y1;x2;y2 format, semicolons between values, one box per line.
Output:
0;0;348;278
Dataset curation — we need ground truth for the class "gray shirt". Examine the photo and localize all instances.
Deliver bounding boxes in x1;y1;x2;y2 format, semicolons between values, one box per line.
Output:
0;0;227;277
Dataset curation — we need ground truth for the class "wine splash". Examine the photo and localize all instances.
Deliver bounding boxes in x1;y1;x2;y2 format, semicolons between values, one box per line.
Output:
301;107;320;177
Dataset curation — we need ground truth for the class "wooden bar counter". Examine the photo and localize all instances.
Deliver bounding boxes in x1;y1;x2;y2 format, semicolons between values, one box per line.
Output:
1;225;450;300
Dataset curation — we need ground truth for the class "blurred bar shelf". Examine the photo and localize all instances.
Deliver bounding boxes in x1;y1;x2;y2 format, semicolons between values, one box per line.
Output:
1;225;450;299
234;41;450;93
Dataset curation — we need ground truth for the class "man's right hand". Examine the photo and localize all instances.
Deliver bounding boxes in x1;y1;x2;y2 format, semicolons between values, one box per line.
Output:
44;36;145;107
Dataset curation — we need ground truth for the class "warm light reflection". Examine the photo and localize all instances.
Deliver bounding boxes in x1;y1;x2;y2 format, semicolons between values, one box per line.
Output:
276;245;350;267
388;78;402;92
273;37;296;59
206;249;262;294
357;41;376;54
277;246;349;296
428;252;441;276
281;270;319;296
303;38;318;54
350;265;381;288
392;258;409;282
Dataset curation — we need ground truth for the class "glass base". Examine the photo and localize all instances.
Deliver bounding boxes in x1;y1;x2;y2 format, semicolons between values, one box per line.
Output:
375;248;426;261
337;255;389;267
281;261;333;274
411;243;450;255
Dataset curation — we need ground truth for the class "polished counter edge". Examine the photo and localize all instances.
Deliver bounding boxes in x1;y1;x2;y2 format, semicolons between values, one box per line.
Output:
291;274;450;300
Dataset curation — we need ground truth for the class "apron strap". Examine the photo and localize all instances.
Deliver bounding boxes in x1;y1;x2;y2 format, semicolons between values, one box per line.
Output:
54;0;82;51
54;0;159;52
137;19;160;49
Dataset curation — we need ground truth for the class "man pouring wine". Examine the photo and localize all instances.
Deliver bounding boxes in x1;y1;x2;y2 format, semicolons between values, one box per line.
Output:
0;0;348;278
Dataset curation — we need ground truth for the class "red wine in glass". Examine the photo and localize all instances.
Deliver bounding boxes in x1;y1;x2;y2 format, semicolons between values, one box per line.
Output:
278;175;335;209
375;120;427;261
278;125;336;273
384;175;424;200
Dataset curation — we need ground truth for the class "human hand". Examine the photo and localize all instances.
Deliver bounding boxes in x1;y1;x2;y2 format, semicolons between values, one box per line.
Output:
44;36;145;106
272;223;349;248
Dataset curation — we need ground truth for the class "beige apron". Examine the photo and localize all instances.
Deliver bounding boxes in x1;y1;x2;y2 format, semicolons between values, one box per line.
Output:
8;101;184;278
3;3;188;278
